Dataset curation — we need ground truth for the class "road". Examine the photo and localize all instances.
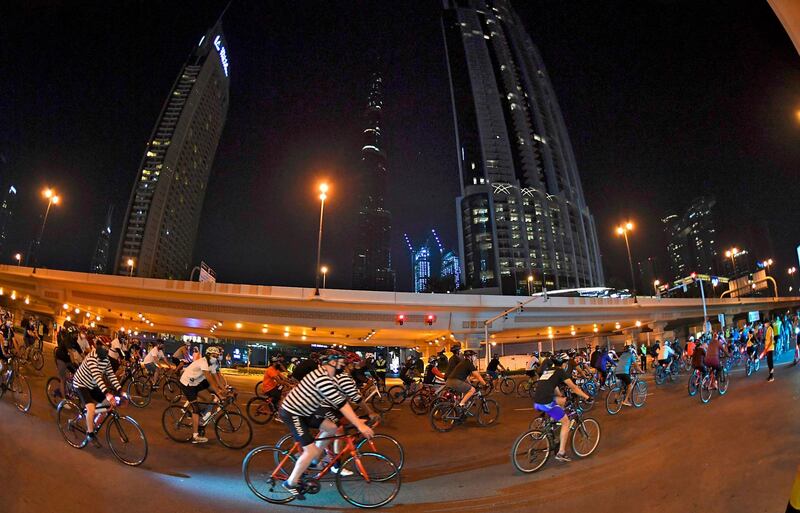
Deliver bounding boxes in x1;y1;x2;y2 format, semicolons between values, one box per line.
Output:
1;353;798;513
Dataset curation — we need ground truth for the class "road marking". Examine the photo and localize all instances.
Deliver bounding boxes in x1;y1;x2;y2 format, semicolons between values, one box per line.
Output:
513;407;535;411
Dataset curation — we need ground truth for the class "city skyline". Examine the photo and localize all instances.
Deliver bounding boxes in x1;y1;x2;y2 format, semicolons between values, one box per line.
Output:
0;1;798;292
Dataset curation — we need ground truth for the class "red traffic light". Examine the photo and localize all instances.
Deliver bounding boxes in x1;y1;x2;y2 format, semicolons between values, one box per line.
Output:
396;314;405;326
425;314;436;326
690;272;697;279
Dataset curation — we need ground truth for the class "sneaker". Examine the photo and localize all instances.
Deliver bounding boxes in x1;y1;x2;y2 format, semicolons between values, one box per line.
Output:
331;465;354;477
84;432;102;448
767;376;775;382
554;453;572;462
282;480;306;500
192;434;208;444
622;400;633;407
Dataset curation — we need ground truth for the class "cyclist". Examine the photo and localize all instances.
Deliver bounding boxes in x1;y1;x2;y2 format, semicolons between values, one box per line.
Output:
349;355;372;388
278;350;374;499
178;346;228;444
171;340;193;371
108;331;125;375
657;340;675;369
291;353;320;382
445;344;462;377
142;339;170;386
567;350;591;380
72;339;126;446
260;356;293;418
525;352;539;379
444;349;486;411
597;348;614;388
398;356;418;389
485;354;506;381
615;345;642;406
686;336;696;360
533;352;591;462
705;334;729;389
423;356;446;391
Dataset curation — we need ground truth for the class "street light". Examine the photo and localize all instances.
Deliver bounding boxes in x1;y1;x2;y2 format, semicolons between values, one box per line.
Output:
126;258;135;277
615;222;637;298
527;275;534;295
788;267;797;294
31;187;60;268
313;182;329;296
321;266;329;289
653;279;660;296
763;258;774;274
14;253;21;266
724;247;740;277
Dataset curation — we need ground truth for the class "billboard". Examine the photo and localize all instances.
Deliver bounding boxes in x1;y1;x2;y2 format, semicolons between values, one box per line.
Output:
199;261;216;283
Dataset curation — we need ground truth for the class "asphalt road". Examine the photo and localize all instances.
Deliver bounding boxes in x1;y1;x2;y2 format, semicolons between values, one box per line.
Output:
1;353;798;513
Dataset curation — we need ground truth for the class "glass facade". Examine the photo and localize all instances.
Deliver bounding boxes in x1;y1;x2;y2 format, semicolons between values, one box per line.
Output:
442;0;604;295
663;197;718;282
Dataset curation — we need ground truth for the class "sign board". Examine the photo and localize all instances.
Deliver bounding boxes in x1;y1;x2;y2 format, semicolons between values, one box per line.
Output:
748;311;760;323
718;313;726;327
199;261;216;283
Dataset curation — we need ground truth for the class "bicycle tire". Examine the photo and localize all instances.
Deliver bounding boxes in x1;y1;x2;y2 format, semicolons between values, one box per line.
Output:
31;350;44;371
409;393;429;415
215;411;252;449
511;430;550;473
162;405;193;442
246;396;275;425
688;373;699;396
106;415;148;466
605;386;623;415
699;377;712;403
46;377;63;409
477;398;500;426
254;381;264;397
274;434;294;465
387;385;406;405
654;368;666;385
57;400;87;448
356;434;405;475
11;373;31;412
515;380;531;397
336;452;400;508
162;379;181;403
370;391;394;413
430;402;456;432
499;377;515;395
632;381;647;408
745;360;753;376
127;376;151;408
242;446;297;504
571;417;601;457
718;370;729;395
528;415;546;431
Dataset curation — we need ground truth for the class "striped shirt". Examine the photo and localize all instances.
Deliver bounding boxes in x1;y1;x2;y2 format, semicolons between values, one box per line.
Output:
281;367;346;417
73;353;122;394
329;373;362;407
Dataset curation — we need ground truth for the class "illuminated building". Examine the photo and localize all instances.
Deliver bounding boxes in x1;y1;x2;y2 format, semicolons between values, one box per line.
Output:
90;205;114;274
405;230;460;293
0;185;17;260
352;72;394;291
442;0;604;295
663;197;718;281
116;20;230;279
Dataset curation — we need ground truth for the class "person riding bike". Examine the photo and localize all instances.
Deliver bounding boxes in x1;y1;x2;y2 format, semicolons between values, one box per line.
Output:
657;340;675;369
533;352;591;463
178;346;228;444
485;354;506;381
705;334;729;389
71;339;127;447
278;350;374;499
260;356;293;417
423;356;446;390
596;348;614;387
444;349;486;411
171;339;193;371
615;345;643;406
142;339;170;385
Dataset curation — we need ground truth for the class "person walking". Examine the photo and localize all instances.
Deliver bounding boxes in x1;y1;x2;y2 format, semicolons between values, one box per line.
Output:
639;342;648;371
762;316;776;382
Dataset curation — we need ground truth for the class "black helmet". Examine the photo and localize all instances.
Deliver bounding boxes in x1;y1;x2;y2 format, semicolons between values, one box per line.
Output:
463;350;477;358
427;356;438;365
450;344;461;353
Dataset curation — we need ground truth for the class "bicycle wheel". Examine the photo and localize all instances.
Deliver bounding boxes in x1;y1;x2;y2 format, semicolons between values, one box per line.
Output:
11;373;31;412
477;398;500;426
528;415;546;431
605;386;623;415
571;418;601;457
242;446;297;504
654;367;666;385
516;380;531;397
246;397;275;425
162;379;181;403
106;415;148;466
369;390;393;413
745;359;753;376
511;430;550;473
632;381;647;408
500;377;515;395
387;385;406;405
688;373;699;396
215;411;252;449
699;377;712;404
357;434;405;475
409;393;429;415
254;381;264;397
46;377;64;409
57;400;87;448
31;349;44;371
127;376;152;408
161;405;193;442
718;370;729;395
274;434;295;465
336;452;400;508
755;358;760;372
430;402;456;432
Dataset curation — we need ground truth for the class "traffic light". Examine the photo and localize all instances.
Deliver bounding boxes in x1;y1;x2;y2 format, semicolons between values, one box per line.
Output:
690;272;697;279
425;314;436;326
396;314;405;326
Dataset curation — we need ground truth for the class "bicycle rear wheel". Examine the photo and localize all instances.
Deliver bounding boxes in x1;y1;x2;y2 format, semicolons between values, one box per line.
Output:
477;398;500;426
31;350;44;371
430;403;456;432
162;405;193;442
242;446;297;504
57;400;87;448
500;377;515;395
127;376;151;408
605;386;623;415
46;377;64;409
654;368;666;385
162;379;181;403
632;381;647;408
409;392;429;415
370;391;394;413
336;452;400;508
107;415;148;466
356;434;404;475
246;397;275;425
11;373;31;412
745;359;753;376
387;385;406;405
215;411;252;449
515;380;531;397
511;430;550;473
571;418;601;457
688;373;699;396
718;370;729;395
699;377;712;403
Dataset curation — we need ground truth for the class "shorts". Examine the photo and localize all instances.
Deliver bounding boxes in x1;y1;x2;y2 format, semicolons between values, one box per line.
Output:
534;400;566;421
144;362;157;375
180;380;210;401
525;370;537;378
487;370;498;379
444;379;473;395
616;373;631;387
279;408;325;447
314;407;342;424
170;356;181;366
75;386;105;406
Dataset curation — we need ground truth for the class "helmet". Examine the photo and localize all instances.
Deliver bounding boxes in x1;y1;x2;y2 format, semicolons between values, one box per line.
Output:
688;336;695;341
270;355;281;363
184;339;191;346
463;350;477;358
427;356;438;365
321;349;345;363
345;352;362;365
567;349;576;357
291;357;299;363
450;344;461;353
608;350;618;359
206;346;221;358
551;352;569;365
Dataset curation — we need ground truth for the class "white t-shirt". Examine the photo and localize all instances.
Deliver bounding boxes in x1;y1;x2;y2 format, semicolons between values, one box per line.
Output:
143;347;165;365
180;357;210;386
77;335;90;353
527;356;539;371
109;338;123;360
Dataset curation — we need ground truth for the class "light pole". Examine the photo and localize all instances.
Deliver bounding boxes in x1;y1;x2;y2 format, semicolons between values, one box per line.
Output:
789;267;797;294
653;279;660;297
313;183;329;296
616;222;637;299
14;253;21;266
725;247;740;277
31;188;60;269
527;275;533;295
127;258;135;277
321;266;329;289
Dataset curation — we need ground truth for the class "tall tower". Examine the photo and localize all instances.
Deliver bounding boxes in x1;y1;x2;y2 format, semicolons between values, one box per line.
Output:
90;205;114;274
0;184;17;260
442;0;604;295
115;20;230;279
352;72;394;291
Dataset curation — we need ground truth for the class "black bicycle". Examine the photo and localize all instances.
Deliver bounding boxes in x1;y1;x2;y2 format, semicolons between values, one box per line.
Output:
0;357;32;413
162;386;252;449
430;385;499;432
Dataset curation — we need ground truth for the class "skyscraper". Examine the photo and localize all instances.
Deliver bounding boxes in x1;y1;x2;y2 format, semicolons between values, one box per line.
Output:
90;205;114;274
115;20;230;279
662;197;718;282
441;0;604;295
405;230;461;293
0;185;17;260
352;72;394;291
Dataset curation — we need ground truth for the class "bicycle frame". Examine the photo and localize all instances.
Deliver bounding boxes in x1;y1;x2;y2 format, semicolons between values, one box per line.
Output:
274;433;369;483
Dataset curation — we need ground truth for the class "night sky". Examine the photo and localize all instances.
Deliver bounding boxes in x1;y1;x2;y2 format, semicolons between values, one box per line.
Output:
1;1;798;292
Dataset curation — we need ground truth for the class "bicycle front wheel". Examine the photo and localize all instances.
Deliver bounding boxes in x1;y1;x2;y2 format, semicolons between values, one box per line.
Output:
511;430;550;473
387;385;406;405
605;386;623;415
246;397;275;425
107;415;148;466
215;411;252;449
699;377;712;403
430;403;456;432
654;368;666;385
357;434;405;475
162;379;181;403
162;405;193;442
57;400;87;448
572;418;601;457
477;398;500;426
409;392;430;415
632;381;647;408
336;452;400;509
242;446;297;504
718;370;729;395
127;376;152;408
31;350;44;371
500;377;515;395
46;377;64;409
11;373;31;412
516;380;531;397
688;374;699;396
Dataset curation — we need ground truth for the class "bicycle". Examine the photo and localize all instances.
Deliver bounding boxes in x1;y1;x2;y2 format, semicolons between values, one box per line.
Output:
654;360;678;385
0;357;32;412
362;379;394;413
511;398;601;473
56;395;148;466
46;370;80;408
745;352;761;376
18;341;44;371
430;385;499;432
387;379;423;405
605;371;647;415
162;386;252;449
409;383;442;415
516;374;538;398
247;384;295;425
242;425;400;508
699;367;728;404
487;372;516;395
127;365;182;407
